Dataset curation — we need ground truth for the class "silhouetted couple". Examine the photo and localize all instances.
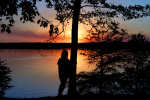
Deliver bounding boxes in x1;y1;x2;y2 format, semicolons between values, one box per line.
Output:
57;50;71;96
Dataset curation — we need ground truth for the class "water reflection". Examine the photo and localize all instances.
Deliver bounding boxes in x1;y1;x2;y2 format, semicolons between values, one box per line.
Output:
77;49;150;95
1;48;150;97
0;49;95;98
0;58;12;98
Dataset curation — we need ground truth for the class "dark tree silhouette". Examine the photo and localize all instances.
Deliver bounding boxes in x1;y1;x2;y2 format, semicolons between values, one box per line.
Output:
1;0;150;96
129;33;146;43
77;49;150;96
0;58;12;98
68;0;81;95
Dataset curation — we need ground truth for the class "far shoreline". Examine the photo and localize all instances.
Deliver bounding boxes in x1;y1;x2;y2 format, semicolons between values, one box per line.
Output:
0;42;150;50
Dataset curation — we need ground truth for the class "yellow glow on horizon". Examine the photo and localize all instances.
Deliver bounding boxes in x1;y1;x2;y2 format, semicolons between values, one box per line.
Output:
64;23;88;43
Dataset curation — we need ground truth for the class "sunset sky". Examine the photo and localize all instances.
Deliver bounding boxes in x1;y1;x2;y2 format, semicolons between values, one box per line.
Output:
0;0;150;43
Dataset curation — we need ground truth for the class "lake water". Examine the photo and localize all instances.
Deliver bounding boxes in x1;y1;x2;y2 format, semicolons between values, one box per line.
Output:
0;49;96;98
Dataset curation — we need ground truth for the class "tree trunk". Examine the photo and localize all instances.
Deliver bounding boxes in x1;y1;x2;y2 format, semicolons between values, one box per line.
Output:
68;0;81;96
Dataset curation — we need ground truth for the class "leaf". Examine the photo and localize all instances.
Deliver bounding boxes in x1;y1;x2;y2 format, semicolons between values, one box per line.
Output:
37;19;41;24
1;29;5;32
1;24;6;29
43;22;48;28
6;27;11;33
49;24;54;36
20;17;23;21
9;19;15;24
54;27;59;34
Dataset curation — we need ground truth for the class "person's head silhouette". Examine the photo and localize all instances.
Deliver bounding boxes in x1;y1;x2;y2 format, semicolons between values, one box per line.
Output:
61;50;68;59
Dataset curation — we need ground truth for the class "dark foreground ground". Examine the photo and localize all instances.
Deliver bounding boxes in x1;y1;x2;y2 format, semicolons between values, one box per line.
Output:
2;97;56;100
2;95;148;100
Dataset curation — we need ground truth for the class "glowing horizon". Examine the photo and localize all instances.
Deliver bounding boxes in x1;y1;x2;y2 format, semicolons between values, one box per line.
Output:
0;0;150;43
